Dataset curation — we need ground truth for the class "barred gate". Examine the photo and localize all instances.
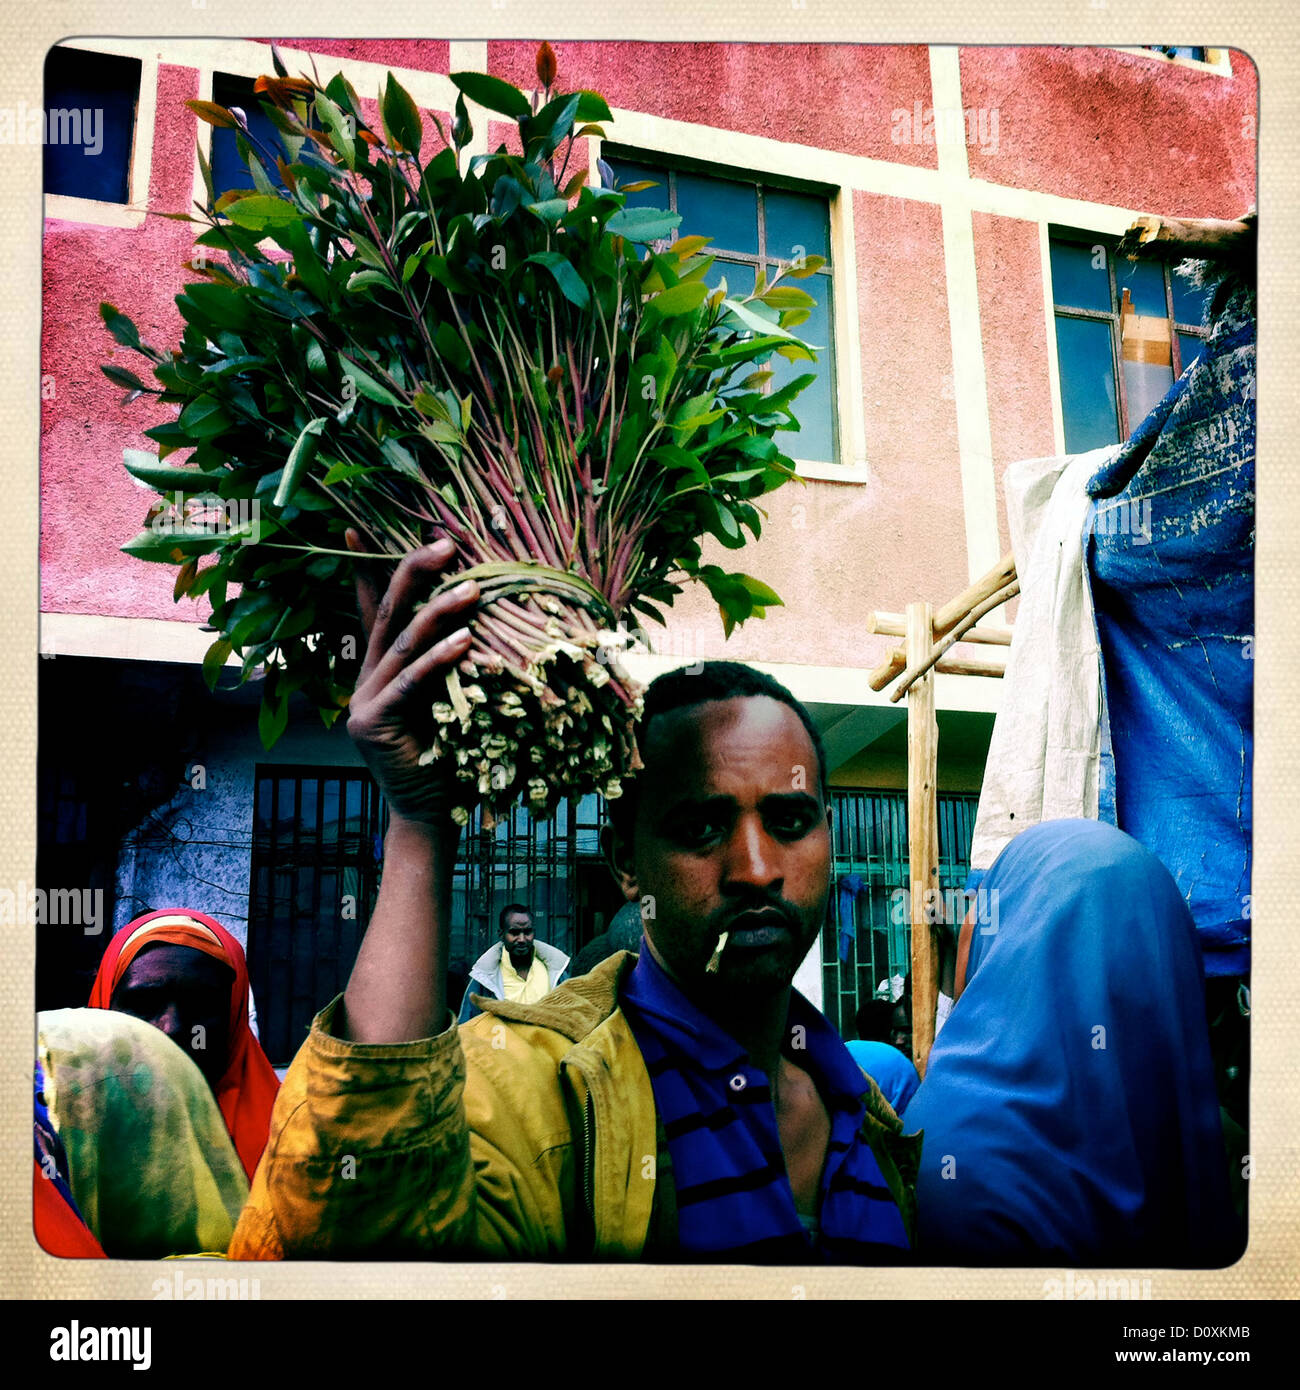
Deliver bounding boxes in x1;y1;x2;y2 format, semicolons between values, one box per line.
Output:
247;770;980;1061
247;766;385;1066
822;790;979;1038
448;794;606;965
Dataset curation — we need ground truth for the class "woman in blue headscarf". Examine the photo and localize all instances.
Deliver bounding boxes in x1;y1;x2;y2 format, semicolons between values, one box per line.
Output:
907;818;1237;1267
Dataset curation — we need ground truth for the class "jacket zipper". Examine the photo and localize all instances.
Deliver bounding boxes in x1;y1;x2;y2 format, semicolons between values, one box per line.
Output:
582;1091;596;1228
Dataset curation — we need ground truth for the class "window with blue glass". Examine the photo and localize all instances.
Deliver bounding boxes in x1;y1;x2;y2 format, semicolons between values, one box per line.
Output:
1141;45;1208;63
43;46;142;204
601;152;838;465
1049;229;1214;453
209;72;293;194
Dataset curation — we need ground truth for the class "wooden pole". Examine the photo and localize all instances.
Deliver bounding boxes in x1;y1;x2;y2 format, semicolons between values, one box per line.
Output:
933;551;1017;638
935;653;1008;679
906;601;940;1079
890;580;1019;702
868;646;907;692
869;611;1013;645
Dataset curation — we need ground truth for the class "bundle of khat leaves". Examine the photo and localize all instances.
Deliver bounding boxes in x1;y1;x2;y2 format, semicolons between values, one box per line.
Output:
104;43;823;825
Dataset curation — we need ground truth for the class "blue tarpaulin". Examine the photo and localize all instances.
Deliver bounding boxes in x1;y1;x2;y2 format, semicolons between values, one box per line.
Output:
1085;272;1255;978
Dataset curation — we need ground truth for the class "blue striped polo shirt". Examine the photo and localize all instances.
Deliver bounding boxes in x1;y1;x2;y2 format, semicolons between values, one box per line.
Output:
620;945;911;1264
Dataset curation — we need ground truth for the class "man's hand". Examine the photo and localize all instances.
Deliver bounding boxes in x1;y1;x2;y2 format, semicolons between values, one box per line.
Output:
345;533;479;828
339;532;478;1043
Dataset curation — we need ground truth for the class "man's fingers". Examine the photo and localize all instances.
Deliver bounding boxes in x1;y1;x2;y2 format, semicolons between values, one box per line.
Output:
363;626;474;723
363;577;480;697
359;539;458;683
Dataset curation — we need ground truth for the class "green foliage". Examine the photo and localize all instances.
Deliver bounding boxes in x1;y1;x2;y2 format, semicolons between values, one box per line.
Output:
106;51;817;790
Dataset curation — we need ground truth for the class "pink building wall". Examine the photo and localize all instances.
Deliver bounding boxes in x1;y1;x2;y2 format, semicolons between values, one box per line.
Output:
959;46;1258;217
40;42;1259;675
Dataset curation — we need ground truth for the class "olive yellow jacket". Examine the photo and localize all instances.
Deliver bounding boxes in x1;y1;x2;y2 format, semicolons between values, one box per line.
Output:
228;952;920;1261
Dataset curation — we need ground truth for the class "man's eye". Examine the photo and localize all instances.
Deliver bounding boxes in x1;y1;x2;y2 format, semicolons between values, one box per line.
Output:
768;808;815;838
676;815;725;845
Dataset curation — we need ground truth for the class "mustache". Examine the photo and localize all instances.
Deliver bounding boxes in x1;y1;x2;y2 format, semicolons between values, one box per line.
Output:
713;898;801;933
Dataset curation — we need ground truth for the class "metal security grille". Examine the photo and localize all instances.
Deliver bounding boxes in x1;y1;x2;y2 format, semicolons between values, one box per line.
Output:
449;793;607;966
247;767;385;1066
822;790;979;1038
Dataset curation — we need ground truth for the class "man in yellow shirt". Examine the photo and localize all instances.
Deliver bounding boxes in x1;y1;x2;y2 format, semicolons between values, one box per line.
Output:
458;905;570;1021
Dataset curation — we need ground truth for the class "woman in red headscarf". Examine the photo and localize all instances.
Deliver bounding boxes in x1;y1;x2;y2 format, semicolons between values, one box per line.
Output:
89;909;280;1180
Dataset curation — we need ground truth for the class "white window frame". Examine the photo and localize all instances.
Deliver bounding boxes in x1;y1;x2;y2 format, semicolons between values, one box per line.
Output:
43;39;158;230
594;144;859;483
584;115;868;484
1112;47;1234;77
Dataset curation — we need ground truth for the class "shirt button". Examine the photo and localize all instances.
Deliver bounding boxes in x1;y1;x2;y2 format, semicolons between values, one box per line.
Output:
728;1074;747;1092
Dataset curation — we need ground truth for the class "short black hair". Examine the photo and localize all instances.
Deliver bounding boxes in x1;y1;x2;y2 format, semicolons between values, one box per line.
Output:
498;903;531;933
609;660;830;843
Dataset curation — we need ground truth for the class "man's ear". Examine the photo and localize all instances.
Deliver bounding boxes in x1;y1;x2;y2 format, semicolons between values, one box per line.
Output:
600;822;639;902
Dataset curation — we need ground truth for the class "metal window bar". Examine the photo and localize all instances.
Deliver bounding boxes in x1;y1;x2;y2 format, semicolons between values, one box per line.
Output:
822;789;980;1039
449;795;611;965
602;152;837;461
247;765;384;1066
1050;230;1211;441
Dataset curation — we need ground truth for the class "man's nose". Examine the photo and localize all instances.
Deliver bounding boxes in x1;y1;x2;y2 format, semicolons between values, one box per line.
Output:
723;815;782;890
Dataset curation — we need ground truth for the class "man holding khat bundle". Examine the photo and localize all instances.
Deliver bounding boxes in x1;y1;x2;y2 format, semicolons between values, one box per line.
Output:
230;542;918;1262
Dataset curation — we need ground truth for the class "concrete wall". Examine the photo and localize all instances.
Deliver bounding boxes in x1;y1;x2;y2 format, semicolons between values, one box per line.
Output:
40;39;1258;725
113;692;362;947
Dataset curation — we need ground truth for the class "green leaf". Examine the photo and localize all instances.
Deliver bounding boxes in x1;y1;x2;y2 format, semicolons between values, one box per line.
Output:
648;280;708;317
346;269;394;292
322;459;383;485
349;235;389;270
176;283;255;332
122;449;207;492
451;93;472;149
734;573;784;607
305;339;329;378
278;218;332;303
343;362;402;406
606;206;682;243
526;198;570;224
402;240;434;283
102;363;150;392
434;320;471;372
381;71;423;154
121;528;224;562
710;467;768;484
760;285;816;309
247;148;278;197
719;297;804;341
178;395;232;439
273;417;327;507
709;502;744;547
780;254;827;279
575;91;614;123
258;688;290;749
315;91;356;168
99;303;143;352
202;638;233;690
525;252;590;309
380;437;423;479
667;234;713;260
224;194;301;231
142;421;193;455
449;71;532;120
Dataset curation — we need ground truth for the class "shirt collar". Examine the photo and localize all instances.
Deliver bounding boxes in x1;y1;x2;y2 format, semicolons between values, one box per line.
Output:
623;942;870;1109
622;943;747;1072
500;947;536;984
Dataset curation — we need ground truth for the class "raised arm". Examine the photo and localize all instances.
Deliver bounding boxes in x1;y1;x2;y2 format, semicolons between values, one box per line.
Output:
338;536;478;1043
